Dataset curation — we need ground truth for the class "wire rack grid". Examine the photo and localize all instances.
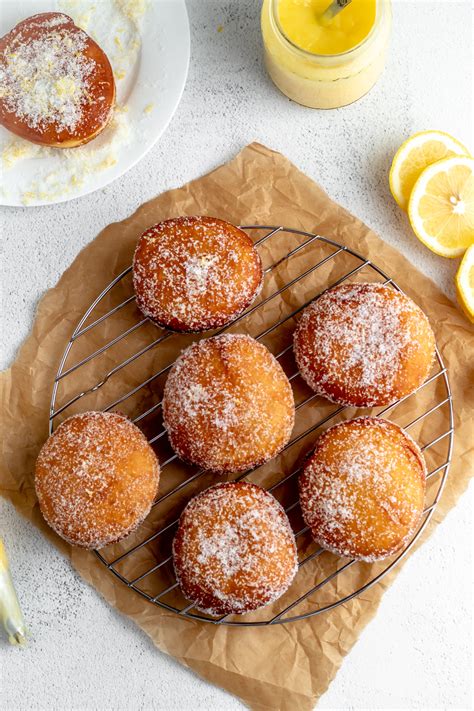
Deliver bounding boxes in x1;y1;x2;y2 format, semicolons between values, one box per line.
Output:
49;225;454;626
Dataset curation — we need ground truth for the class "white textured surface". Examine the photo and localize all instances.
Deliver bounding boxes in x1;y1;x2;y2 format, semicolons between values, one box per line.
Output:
1;1;473;709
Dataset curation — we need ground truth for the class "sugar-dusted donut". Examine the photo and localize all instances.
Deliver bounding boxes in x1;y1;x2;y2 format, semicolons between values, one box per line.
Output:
173;481;298;615
0;13;115;147
162;334;295;473
132;216;263;332
35;412;159;549
299;417;427;561
293;282;436;407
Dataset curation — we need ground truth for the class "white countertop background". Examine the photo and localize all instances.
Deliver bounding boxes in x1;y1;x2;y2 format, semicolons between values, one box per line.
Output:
1;1;473;709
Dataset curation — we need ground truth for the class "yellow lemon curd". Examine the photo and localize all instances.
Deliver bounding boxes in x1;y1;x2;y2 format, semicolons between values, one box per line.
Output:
278;0;376;55
261;0;391;109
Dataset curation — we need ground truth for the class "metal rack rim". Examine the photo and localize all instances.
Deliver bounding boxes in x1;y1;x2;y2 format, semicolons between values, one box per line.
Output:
49;225;454;626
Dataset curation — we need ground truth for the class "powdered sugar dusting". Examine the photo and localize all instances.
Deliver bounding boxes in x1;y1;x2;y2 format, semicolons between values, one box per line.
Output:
162;334;295;473
185;254;219;297
293;282;435;407
299;417;427;562
35;411;159;549
0;14;101;134
1;2;147;204
132;217;263;332
173;482;298;615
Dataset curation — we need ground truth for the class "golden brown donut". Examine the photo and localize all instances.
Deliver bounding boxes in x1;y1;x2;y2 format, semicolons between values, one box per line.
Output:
173;481;298;615
162;334;295;473
299;417;426;561
35;411;159;549
0;13;115;147
132;216;263;332
293;282;436;407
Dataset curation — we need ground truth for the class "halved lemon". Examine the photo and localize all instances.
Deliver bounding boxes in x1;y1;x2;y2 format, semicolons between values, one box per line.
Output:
408;156;474;258
389;131;469;210
455;244;474;323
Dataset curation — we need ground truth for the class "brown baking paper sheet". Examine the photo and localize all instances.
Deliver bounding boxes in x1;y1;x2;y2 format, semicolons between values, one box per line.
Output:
1;143;473;711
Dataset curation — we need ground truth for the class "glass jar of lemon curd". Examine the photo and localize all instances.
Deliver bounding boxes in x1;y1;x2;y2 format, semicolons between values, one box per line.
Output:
261;0;392;109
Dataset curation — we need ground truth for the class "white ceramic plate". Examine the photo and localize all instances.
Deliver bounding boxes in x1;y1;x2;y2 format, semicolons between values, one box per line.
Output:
0;0;190;206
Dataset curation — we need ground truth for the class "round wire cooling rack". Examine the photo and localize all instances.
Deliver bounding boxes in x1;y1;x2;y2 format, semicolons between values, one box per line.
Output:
49;225;454;626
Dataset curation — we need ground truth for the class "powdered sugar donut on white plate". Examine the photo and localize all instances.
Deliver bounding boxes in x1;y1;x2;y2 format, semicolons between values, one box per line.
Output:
0;0;190;206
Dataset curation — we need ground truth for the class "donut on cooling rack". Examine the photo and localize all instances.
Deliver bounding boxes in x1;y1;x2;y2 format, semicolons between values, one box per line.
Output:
35;412;160;549
173;481;298;615
132;216;263;332
0;13;115;147
299;417;427;562
162;333;295;473
293;282;436;408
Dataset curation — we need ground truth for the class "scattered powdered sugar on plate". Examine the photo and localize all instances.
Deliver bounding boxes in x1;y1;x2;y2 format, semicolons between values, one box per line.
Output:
0;0;148;204
172;482;298;616
10;106;131;204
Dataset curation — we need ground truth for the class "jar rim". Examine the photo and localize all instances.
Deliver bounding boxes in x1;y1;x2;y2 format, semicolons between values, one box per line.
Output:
270;0;388;61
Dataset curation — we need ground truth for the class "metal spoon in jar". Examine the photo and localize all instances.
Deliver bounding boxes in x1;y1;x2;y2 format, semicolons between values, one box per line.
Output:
320;0;353;26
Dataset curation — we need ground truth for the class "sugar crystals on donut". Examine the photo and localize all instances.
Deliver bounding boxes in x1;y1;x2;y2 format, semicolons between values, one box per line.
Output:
299;417;427;562
0;13;115;147
132;216;263;332
173;481;298;615
35;411;159;549
162;333;295;473
293;282;436;407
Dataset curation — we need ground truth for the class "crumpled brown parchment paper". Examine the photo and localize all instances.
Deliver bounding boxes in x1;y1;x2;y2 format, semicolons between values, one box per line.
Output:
1;143;473;711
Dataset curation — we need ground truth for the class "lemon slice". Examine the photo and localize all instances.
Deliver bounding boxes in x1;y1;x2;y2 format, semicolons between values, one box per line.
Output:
455;244;474;322
389;131;469;210
408;156;474;258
